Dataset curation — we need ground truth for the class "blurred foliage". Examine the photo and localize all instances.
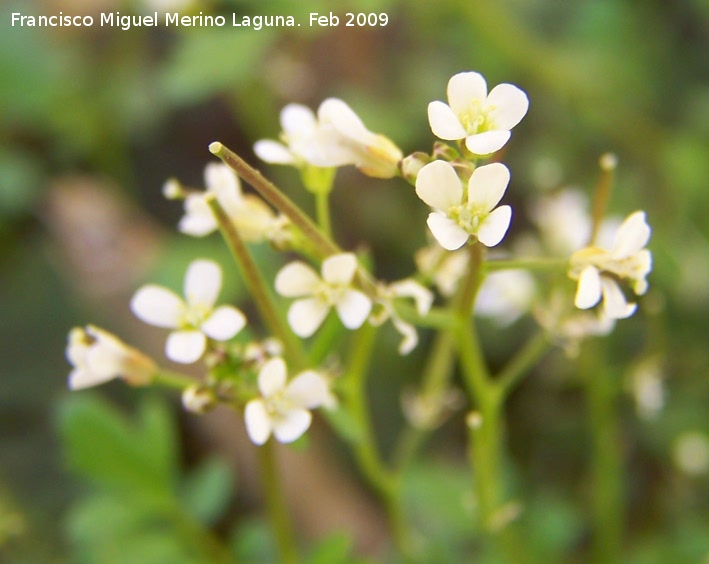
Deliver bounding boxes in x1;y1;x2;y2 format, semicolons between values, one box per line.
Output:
1;0;708;561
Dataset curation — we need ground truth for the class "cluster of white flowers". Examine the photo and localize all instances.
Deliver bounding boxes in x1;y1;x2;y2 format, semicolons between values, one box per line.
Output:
65;69;654;449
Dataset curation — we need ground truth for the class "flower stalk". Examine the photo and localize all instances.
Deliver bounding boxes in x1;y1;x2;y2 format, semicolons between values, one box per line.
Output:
258;439;299;564
206;194;305;368
209;142;339;260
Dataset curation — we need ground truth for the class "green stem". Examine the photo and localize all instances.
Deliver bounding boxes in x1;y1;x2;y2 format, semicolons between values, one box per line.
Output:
392;329;457;470
152;369;196;389
342;323;412;557
589;156;616;245
496;331;551;396
258;440;298;564
314;188;332;238
583;343;623;563
209;142;339;260
483;257;568;273
456;244;489;399
455;244;518;559
206;195;306;369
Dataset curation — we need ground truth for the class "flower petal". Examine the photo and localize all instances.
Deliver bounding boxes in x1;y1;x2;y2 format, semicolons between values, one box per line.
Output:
184;259;222;309
258;357;287;397
447;71;488;115
389;279;434;315
205;162;239;198
254;140;296;164
611;211;651;260
477;205;512;247
179;195;217;237
336;290;372;329
272;408;312;444
415;160;463;210
467;162;510;212
486;83;529;130
244;400;272;445
286;371;330;408
465;130;511;155
275;262;321;297
288;298;330;338
427;101;467;140
69;368;116;390
131;285;183;329
575;266;602;310
166;330;207;364
427;213;469;251
201;306;246;341
601;277;637;319
392;316;418;355
281;103;317;136
322;253;358;285
318;98;371;143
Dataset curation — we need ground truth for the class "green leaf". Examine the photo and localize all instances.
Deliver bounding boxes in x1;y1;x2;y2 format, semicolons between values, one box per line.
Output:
180;457;235;526
57;394;178;495
66;493;199;564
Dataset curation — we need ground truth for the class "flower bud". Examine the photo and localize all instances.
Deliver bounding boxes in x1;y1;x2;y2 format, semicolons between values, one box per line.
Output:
182;385;218;414
399;152;431;184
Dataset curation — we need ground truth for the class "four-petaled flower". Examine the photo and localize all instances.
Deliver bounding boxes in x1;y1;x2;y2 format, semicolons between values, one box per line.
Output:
131;259;247;363
569;211;652;319
428;71;529;155
66;325;156;390
255;99;403;178
244;357;332;445
416;160;513;250
177;162;283;242
275;253;372;338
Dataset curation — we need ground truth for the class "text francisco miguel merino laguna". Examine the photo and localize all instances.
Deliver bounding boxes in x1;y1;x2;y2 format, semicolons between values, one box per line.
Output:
10;11;302;31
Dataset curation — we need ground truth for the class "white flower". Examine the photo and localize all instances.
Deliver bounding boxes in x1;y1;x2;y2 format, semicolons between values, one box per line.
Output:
372;279;434;355
428;71;529;155
254;103;320;166
255;99;403;178
569;211;652;319
66;325;156;390
415;160;513;250
475;270;536;326
415;244;469;297
244;358;332;445
529;189;592;255
312;98;403;178
275;253;372;338
177;162;282;242
131;259;246;363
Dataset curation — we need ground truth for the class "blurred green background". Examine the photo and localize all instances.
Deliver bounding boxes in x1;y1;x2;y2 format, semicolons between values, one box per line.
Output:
1;0;708;561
